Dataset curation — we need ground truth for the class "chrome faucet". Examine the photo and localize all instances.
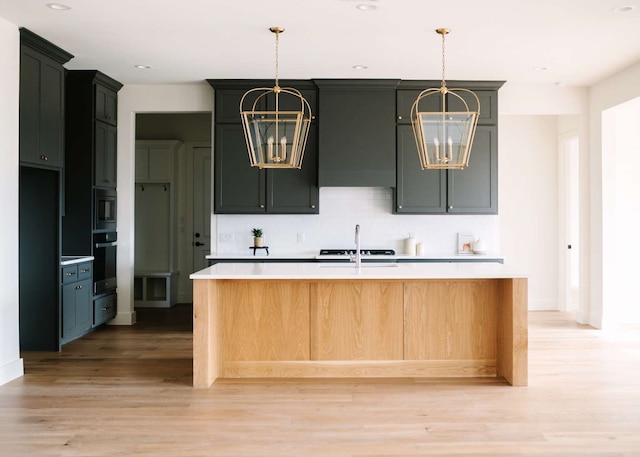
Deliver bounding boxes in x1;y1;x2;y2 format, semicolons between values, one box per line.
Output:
354;224;361;269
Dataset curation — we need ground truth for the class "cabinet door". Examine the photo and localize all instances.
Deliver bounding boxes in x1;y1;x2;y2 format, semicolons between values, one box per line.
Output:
61;278;92;344
19;46;65;168
447;126;498;214
214;124;266;213
95;121;117;187
395;125;446;213
267;126;319;214
317;81;397;187
95;85;118;125
396;89;442;125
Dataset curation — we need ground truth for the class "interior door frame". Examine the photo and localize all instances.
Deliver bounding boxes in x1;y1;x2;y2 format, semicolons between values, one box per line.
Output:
179;141;212;303
558;131;580;314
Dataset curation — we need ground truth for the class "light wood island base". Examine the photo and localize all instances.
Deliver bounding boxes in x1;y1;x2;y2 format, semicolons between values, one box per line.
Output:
193;277;528;387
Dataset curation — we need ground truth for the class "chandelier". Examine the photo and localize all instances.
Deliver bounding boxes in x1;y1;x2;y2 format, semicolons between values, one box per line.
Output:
411;28;480;170
239;27;312;169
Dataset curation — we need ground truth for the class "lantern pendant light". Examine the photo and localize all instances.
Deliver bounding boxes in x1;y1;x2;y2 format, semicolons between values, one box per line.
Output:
239;27;312;169
411;28;480;170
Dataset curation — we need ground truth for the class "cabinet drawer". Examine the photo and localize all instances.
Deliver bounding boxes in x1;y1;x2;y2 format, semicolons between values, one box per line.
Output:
77;262;92;281
62;265;78;284
94;293;116;326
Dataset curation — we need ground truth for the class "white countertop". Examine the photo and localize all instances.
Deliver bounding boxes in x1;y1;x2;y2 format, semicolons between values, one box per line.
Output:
206;252;504;261
60;255;94;266
190;262;526;280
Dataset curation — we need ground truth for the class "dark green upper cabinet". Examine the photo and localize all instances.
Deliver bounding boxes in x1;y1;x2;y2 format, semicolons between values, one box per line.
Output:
95;84;118;125
396;124;447;213
19;28;73;169
66;70;122;190
395;80;503;215
448;126;498;213
214;123;266;213
208;80;319;215
315;79;399;187
94;122;118;187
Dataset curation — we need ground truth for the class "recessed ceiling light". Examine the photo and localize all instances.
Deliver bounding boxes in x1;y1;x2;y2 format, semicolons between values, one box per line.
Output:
356;4;378;10
555;82;566;87
46;3;71;10
352;65;368;70
532;66;548;71
613;4;636;12
134;65;151;69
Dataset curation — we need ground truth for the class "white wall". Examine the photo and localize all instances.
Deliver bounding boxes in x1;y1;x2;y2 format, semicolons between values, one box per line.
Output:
589;61;640;328
601;97;640;327
115;84;214;324
0;19;23;386
499;116;560;310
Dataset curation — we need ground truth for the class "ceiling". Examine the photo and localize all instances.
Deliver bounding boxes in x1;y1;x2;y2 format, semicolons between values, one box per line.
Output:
1;0;639;87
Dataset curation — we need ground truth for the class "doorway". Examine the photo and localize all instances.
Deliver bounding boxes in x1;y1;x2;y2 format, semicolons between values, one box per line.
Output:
559;133;580;314
134;113;212;308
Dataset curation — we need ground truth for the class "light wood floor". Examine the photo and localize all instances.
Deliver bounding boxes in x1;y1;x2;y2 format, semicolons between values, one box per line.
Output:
1;306;639;457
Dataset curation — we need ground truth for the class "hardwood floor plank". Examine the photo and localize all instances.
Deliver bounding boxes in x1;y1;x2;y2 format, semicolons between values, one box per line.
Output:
1;306;639;456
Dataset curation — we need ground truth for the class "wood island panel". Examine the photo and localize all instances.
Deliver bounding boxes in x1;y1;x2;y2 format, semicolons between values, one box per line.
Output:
192;276;528;387
310;281;403;360
404;280;498;361
496;278;528;386
220;281;310;362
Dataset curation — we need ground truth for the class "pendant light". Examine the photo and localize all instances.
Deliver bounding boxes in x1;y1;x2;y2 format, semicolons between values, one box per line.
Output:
411;28;480;170
240;27;312;169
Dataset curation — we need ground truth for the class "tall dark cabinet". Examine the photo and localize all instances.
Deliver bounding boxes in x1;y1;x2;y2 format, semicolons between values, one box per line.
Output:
395;80;503;214
18;29;73;351
64;71;122;251
64;70;122;327
208;80;319;214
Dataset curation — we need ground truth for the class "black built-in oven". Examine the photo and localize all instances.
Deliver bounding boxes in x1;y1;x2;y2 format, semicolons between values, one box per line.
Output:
93;231;117;295
94;188;117;231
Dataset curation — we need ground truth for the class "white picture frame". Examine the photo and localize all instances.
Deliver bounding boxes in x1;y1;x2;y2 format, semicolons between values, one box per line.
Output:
457;232;475;254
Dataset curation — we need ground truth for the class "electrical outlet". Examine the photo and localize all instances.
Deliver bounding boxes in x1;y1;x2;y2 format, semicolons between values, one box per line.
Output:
219;232;234;244
297;232;305;244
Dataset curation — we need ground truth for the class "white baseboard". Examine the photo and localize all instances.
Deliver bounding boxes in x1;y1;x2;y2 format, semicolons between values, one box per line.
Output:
528;298;558;311
108;310;137;325
0;358;24;387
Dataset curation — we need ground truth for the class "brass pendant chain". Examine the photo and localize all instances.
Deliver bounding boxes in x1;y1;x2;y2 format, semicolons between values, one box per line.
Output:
440;31;446;89
274;29;280;89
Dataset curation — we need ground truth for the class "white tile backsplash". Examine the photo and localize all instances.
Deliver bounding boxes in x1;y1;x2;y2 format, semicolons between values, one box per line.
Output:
214;187;499;256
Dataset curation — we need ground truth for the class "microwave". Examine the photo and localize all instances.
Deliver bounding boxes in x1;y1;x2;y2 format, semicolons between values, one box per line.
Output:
94;188;117;231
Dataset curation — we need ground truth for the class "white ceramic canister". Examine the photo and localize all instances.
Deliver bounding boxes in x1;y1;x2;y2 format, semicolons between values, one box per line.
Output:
416;242;425;256
404;236;416;256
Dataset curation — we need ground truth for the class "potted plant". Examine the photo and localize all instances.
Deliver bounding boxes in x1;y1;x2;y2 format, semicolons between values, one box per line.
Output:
251;228;264;247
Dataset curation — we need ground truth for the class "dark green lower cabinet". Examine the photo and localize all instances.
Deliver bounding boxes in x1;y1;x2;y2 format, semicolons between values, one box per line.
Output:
395;125;497;214
94;293;117;327
61;261;93;345
61;279;92;344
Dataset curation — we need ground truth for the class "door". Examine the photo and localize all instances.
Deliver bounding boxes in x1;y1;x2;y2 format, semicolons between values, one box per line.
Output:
193;147;212;272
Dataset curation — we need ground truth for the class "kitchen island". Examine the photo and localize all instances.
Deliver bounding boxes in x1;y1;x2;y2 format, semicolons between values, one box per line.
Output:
190;263;528;387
